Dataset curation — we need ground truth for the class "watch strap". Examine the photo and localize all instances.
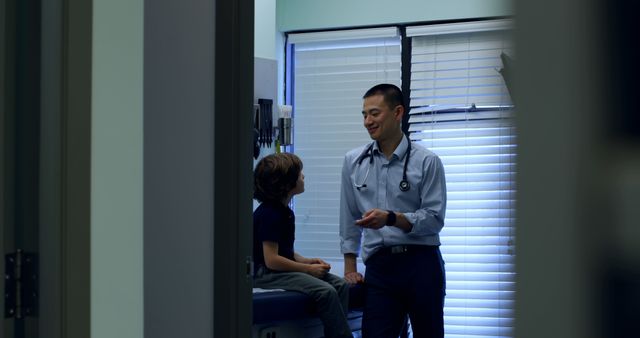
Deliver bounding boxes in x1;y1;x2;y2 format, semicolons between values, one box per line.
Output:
386;210;396;226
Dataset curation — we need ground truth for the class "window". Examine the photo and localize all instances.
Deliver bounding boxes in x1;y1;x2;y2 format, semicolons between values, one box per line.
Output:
407;20;514;337
287;28;401;260
287;19;515;338
408;108;515;337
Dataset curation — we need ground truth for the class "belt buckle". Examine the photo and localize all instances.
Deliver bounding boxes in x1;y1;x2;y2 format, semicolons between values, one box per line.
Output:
390;245;408;254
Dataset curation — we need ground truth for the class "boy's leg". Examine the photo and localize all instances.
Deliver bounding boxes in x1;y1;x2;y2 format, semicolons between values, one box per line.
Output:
322;273;350;313
255;271;352;338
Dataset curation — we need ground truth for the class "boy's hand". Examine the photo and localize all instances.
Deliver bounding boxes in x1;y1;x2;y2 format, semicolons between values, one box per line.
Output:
307;263;330;278
308;257;331;269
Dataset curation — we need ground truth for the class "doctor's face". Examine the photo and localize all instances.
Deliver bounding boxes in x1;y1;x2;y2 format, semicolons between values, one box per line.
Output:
362;94;402;142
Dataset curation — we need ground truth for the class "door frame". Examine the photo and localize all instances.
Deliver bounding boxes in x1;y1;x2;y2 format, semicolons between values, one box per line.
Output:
4;0;254;336
213;0;254;336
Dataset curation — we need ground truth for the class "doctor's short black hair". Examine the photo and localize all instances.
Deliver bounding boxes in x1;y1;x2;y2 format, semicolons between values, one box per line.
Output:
363;83;405;110
254;152;303;203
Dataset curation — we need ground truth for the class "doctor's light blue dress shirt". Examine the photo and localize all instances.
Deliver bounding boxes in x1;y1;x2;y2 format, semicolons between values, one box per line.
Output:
339;136;447;263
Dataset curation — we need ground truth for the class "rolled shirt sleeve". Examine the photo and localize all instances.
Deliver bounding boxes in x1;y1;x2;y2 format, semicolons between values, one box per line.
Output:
402;155;447;236
340;152;364;256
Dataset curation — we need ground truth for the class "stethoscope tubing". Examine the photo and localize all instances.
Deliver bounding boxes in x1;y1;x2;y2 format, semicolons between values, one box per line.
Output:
353;135;411;192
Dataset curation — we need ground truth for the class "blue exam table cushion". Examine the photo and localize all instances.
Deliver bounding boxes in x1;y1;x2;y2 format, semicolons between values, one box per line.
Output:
252;284;365;324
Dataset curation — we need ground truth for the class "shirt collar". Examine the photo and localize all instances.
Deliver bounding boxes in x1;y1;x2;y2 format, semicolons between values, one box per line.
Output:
372;135;409;160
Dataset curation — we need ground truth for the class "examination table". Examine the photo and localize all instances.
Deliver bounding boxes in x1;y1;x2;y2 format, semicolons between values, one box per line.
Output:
252;283;365;338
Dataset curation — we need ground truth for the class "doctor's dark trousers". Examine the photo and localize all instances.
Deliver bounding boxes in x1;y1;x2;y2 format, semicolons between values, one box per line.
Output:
362;245;445;338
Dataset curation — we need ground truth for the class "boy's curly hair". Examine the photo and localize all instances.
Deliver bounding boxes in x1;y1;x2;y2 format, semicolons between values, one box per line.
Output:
254;153;303;203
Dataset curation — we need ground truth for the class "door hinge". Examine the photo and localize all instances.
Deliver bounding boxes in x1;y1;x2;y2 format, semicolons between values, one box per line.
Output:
4;250;38;318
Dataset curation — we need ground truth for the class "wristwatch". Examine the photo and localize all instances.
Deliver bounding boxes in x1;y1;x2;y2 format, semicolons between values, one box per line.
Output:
386;210;397;226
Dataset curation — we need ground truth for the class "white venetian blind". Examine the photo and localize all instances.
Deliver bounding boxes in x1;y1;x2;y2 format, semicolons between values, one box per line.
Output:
407;19;513;107
408;20;516;338
288;28;402;260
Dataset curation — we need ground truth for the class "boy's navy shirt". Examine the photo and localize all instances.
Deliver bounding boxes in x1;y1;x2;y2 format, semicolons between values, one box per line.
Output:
253;200;296;275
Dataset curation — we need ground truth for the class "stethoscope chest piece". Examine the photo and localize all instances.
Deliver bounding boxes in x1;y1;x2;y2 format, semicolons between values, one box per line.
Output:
399;180;410;192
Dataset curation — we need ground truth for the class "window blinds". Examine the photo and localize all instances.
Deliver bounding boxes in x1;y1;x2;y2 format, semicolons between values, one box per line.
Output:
409;25;513;107
288;29;402;260
408;21;515;338
408;108;515;337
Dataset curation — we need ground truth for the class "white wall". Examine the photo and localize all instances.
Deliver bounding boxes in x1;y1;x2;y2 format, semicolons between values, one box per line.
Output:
254;0;279;160
255;0;277;59
91;1;144;337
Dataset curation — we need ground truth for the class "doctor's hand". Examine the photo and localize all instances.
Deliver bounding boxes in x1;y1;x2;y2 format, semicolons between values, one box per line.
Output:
344;271;364;285
306;263;330;278
355;208;388;229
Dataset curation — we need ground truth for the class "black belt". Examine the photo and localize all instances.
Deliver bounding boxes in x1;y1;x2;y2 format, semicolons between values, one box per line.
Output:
379;244;437;255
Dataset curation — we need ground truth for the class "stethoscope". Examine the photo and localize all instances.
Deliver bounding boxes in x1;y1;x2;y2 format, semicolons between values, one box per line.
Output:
354;135;411;192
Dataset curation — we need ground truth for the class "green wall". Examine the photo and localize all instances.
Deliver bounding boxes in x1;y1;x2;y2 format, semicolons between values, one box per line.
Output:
91;0;144;337
277;0;513;31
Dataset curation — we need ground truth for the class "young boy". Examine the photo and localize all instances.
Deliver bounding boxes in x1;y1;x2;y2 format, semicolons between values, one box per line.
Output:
253;153;352;338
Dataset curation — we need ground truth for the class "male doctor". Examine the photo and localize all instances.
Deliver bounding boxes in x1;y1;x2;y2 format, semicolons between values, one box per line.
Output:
340;84;447;338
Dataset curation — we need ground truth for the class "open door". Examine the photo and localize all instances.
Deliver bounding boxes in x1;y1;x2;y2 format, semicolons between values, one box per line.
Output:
2;1;42;337
2;1;91;337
